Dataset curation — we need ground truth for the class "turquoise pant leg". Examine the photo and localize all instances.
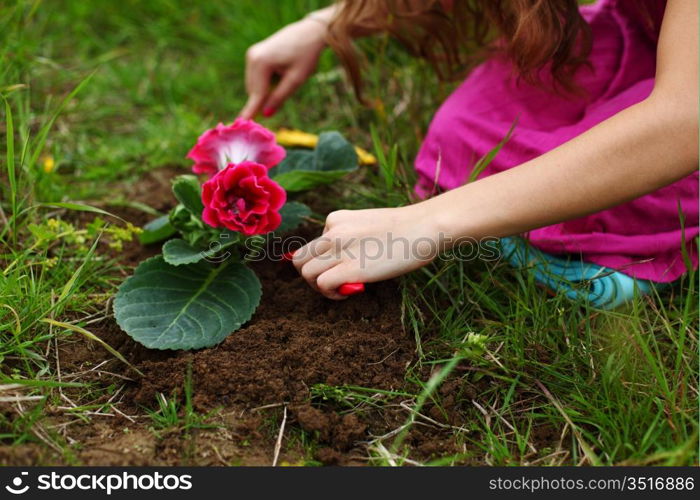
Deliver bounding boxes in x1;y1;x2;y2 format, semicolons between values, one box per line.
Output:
499;237;663;309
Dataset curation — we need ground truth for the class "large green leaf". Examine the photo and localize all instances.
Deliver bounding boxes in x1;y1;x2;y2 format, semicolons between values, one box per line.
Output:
114;256;261;350
172;175;204;216
140;215;177;245
273;149;314;175
314;131;358;172
162;238;209;266
162;235;240;266
275;201;311;233
272;132;358;191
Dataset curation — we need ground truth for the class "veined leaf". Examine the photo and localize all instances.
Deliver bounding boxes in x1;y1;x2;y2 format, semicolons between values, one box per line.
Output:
273;132;358;192
162;239;210;266
275;201;311;234
172;175;204;216
114;257;261;350
140;215;177;245
161;238;231;266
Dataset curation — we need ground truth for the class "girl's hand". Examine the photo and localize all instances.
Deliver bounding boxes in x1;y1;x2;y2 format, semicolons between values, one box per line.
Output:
291;205;442;300
239;15;328;119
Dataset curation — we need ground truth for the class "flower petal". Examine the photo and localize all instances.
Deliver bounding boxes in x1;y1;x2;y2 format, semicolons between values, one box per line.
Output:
186;119;286;177
199;161;286;235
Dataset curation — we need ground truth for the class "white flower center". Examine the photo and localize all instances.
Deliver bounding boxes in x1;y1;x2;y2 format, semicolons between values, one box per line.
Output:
217;139;260;170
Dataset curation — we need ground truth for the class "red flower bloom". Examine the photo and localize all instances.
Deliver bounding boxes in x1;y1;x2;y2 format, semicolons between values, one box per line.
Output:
201;161;286;236
186;119;286;177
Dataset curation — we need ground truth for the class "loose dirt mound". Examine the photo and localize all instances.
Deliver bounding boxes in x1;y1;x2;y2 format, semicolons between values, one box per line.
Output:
132;268;412;408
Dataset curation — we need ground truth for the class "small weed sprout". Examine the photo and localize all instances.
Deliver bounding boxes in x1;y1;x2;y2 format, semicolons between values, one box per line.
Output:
145;365;220;434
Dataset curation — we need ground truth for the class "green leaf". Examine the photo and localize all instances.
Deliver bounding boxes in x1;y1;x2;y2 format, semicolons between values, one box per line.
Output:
273;149;314;176
275;201;311;233
272;132;358;192
314;131;358;172
164;232;242;266
140;215;177;245
162;237;239;266
169;204;211;247
114;256;261;350
38;202;126;222
162;238;208;266
273;170;351;192
172;175;204;216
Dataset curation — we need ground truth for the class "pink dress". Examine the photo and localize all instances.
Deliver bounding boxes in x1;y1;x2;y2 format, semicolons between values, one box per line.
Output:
415;0;697;283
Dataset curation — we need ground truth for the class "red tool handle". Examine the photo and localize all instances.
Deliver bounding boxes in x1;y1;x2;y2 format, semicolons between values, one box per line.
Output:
338;283;365;296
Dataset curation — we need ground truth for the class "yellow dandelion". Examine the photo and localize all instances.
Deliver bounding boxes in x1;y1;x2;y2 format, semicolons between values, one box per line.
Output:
41;155;55;173
276;128;377;166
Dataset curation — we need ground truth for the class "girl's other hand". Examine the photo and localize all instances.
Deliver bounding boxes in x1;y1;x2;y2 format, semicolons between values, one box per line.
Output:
239;14;329;120
291;206;443;300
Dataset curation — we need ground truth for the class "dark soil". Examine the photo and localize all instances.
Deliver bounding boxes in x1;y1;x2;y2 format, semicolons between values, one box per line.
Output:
130;263;413;408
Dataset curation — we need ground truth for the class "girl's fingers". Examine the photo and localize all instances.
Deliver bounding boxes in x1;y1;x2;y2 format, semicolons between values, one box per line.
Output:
261;69;305;116
316;263;358;300
291;235;333;269
239;97;263;120
240;60;272;119
299;252;342;292
240;86;268;120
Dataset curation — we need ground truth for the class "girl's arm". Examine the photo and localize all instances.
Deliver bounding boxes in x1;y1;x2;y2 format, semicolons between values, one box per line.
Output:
429;0;697;242
293;0;698;299
240;6;339;119
240;3;380;119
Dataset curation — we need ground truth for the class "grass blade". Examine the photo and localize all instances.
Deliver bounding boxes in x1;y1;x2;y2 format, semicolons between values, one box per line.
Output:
3;95;17;241
27;71;95;171
468;118;517;183
41;318;144;377
38;202;125;222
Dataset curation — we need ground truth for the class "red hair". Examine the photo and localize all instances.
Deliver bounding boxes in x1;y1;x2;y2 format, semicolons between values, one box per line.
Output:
326;0;593;101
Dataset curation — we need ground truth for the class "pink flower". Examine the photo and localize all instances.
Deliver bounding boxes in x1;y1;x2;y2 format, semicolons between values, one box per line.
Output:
186;119;286;176
201;161;286;236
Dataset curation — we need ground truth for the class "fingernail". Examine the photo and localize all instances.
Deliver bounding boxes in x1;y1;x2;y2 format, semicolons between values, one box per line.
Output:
282;250;296;261
262;107;277;117
338;283;365;296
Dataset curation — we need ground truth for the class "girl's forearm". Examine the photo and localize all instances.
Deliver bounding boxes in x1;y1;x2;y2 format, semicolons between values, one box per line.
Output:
306;3;382;38
305;5;338;25
423;94;698;245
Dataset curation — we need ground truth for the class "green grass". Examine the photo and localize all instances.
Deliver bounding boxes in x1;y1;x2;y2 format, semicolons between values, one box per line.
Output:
145;364;220;435
1;0;697;466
